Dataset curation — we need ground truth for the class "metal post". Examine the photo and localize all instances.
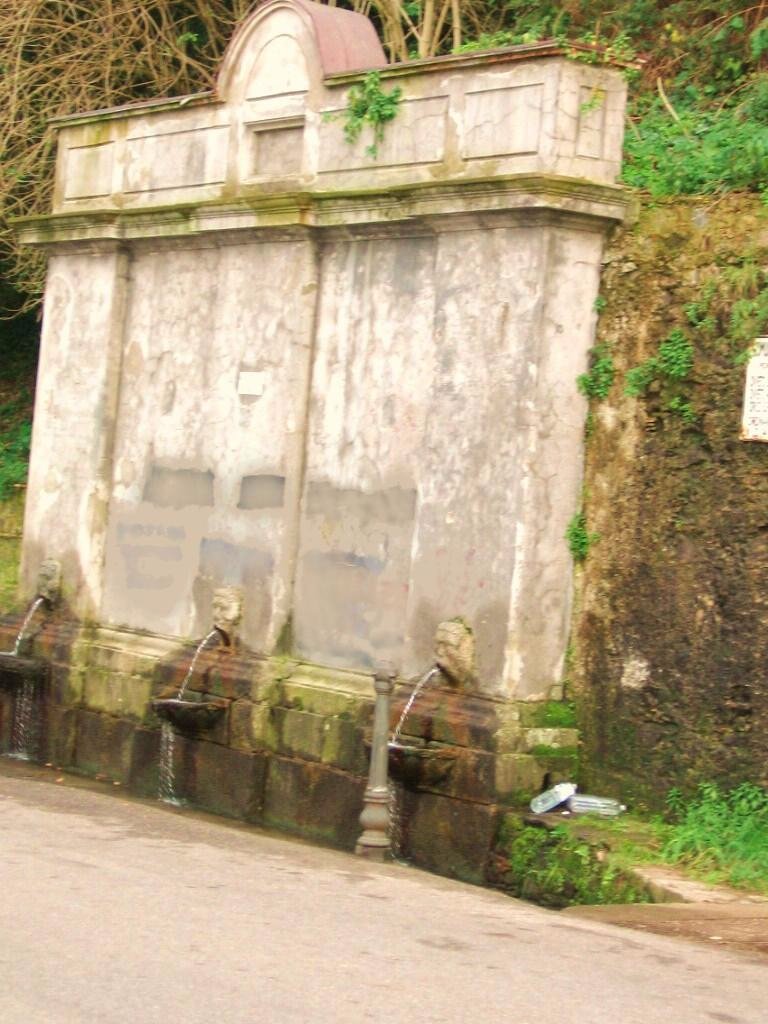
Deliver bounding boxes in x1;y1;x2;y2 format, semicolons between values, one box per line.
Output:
355;669;395;861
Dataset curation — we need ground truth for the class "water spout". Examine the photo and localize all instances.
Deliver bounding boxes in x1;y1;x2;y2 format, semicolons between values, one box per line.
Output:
11;596;47;657
176;629;222;700
387;665;440;861
156;628;225;804
390;666;439;746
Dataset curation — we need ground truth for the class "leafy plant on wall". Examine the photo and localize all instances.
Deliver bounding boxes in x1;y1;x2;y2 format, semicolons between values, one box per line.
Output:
337;72;402;158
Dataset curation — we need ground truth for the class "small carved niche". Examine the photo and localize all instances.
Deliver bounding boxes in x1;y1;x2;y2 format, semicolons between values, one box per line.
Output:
247;116;305;179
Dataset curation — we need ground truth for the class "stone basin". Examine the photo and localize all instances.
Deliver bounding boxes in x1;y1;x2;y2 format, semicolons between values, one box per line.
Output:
0;651;48;689
387;740;457;789
151;697;228;732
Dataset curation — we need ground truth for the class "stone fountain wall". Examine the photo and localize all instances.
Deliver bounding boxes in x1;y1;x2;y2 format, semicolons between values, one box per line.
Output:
11;0;626;880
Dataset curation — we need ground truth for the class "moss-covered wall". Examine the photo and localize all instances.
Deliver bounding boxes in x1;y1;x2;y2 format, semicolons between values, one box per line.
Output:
572;196;768;808
0;494;24;611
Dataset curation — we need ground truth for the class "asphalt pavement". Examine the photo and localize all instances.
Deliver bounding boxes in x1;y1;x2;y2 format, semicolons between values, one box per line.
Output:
0;759;765;1024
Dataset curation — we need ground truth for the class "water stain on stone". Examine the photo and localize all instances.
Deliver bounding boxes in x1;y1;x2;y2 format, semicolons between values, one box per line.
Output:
144;466;214;508
237;474;285;510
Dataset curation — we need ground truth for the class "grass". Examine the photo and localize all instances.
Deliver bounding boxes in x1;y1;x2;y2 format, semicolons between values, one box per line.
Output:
492;814;652;907
660;782;768;894
0;413;31;500
0;537;21;612
0;313;36;504
530;700;578;729
559;781;768;898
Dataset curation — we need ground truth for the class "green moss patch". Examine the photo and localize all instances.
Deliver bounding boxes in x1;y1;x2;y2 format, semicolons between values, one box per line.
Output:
0;536;20;612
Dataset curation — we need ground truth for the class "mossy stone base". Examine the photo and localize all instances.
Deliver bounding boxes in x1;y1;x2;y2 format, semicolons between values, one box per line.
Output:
0;615;590;893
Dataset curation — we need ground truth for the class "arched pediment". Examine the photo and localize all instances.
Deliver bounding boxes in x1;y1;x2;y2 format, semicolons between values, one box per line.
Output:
217;0;386;102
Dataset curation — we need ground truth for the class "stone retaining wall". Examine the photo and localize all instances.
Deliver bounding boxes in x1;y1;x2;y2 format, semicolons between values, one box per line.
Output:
0;613;578;881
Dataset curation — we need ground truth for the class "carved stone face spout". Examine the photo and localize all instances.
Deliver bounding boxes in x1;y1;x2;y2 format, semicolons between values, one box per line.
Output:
37;558;62;606
434;619;475;687
212;585;243;643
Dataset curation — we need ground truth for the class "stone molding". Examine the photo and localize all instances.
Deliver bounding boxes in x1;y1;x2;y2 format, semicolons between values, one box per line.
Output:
17;174;628;248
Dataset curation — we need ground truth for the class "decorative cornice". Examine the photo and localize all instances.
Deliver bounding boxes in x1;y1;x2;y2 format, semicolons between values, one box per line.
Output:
49;92;218;129
15;174;629;248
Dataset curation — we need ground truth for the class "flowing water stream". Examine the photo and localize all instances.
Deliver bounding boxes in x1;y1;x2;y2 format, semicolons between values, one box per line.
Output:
12;596;46;656
176;629;220;699
391;666;439;746
8;679;37;761
157;629;222;804
4;596;47;761
158;722;180;805
388;666;440;860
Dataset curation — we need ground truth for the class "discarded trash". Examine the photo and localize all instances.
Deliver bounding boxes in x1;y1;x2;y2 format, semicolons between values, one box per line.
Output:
567;794;626;817
530;784;627;816
530;782;577;814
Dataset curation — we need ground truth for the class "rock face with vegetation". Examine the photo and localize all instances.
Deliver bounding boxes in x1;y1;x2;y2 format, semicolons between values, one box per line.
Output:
573;197;768;807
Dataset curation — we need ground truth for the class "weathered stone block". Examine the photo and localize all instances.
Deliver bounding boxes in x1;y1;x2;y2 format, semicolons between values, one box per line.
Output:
128;726;161;798
427;692;499;750
281;679;364;720
274;706;328;761
439;748;496;803
0;690;12;751
28;620;79;665
404;792;499;885
87;643;155;678
152;657;190;695
176;737;267;821
229;700;277;752
171;696;231;747
202;652;258;700
39;705;77;767
83;669;153;721
73;709;136;782
263;755;365;850
251;658;296;703
493;705;525;754
49;665;84;706
321;718;366;773
524;727;580;751
495;753;547;800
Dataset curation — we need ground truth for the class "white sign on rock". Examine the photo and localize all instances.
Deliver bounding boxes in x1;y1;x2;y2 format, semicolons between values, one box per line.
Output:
741;338;768;442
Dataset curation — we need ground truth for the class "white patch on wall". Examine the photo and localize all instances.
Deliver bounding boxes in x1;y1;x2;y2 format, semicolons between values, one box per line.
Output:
463;85;543;159
64;143;114;200
620;654;650;690
238;370;265;397
741;337;768;442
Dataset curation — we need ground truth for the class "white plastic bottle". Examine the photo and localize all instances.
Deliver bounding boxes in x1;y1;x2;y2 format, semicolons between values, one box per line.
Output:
567;794;626;817
529;782;577;814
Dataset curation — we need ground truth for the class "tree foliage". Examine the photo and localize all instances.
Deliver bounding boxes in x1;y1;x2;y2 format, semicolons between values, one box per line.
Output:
1;1;767;314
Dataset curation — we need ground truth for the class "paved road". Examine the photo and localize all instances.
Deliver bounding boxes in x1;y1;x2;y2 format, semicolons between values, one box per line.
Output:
0;762;765;1024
